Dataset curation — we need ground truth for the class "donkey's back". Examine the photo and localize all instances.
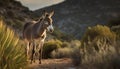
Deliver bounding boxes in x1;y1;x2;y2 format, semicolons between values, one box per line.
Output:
23;21;36;40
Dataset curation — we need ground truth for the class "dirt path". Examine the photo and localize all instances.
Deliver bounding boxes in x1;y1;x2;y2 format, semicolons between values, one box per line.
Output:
27;58;79;69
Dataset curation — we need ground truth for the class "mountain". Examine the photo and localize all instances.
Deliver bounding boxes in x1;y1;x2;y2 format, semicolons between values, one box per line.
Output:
0;0;73;41
34;0;120;39
0;0;33;31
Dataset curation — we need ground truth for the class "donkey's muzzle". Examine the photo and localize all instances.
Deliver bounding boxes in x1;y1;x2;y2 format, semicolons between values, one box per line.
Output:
49;29;54;33
47;25;54;33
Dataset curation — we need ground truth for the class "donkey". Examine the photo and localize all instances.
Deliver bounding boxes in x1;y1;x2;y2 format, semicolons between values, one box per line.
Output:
23;10;54;64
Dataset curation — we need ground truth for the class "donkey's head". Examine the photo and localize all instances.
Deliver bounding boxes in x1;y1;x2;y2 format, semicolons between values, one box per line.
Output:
42;10;54;33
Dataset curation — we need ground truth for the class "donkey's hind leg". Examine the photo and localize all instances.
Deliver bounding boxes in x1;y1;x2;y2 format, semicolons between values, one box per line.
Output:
31;41;36;64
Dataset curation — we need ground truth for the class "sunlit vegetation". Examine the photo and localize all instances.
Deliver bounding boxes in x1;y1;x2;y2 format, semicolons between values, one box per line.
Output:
70;25;120;68
82;25;116;44
43;39;62;58
0;19;27;69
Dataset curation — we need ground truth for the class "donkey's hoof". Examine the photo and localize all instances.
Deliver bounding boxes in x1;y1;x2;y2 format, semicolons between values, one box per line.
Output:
33;60;36;63
39;61;41;64
30;61;33;64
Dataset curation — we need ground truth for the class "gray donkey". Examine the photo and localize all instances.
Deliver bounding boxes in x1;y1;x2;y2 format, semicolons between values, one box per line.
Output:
23;10;54;64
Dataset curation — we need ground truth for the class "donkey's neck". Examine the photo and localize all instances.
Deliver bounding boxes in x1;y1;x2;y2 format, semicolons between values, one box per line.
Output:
33;22;46;38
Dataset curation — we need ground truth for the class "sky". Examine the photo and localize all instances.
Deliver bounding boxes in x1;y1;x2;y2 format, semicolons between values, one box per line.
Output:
16;0;64;10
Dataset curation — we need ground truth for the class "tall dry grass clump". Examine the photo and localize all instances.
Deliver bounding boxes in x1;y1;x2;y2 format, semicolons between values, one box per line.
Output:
0;19;27;69
79;25;120;69
69;25;120;68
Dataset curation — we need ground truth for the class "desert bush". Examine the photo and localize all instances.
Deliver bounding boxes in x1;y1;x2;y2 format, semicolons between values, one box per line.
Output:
78;25;120;69
61;41;70;48
51;47;72;58
63;40;81;66
71;47;82;66
70;40;81;48
13;19;23;30
0;19;27;69
82;25;116;43
81;25;116;57
82;25;116;51
51;40;81;57
68;25;120;69
43;39;62;58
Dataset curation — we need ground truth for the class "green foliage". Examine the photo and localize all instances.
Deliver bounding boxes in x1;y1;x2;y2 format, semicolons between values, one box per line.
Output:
6;19;23;31
13;19;23;30
71;47;82;66
61;41;70;48
43;39;62;58
81;25;116;56
77;25;120;69
50;39;81;66
0;19;27;69
82;25;116;45
52;27;74;41
51;48;72;58
70;40;81;48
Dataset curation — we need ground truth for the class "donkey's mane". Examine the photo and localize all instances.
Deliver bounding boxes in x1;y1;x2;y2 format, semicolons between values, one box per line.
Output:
23;17;44;32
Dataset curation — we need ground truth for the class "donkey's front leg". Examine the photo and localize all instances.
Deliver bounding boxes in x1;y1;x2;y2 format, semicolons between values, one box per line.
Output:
26;42;30;61
39;40;44;64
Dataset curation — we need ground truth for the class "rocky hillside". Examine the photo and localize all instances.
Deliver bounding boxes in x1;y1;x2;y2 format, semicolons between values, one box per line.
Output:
0;0;33;31
34;0;120;39
0;0;73;41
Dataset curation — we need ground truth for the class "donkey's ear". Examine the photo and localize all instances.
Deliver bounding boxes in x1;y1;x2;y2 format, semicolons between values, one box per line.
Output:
49;10;54;17
42;10;47;14
42;10;48;18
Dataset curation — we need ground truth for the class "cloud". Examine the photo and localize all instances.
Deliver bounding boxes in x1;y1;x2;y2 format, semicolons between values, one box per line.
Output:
16;0;64;10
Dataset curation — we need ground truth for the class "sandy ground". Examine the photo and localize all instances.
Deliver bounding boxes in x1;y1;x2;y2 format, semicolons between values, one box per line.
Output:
27;58;80;69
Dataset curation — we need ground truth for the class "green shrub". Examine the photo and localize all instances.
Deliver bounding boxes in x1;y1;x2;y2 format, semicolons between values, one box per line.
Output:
70;40;81;48
51;48;72;58
82;25;116;43
81;25;116;57
13;19;23;30
0;19;27;69
43;39;62;58
79;25;120;69
71;47;82;66
61;41;70;48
